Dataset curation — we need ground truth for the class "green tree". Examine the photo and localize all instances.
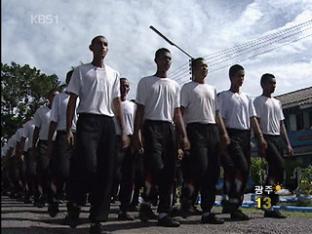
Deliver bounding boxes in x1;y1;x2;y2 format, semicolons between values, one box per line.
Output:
250;157;267;186
1;62;60;146
298;166;312;195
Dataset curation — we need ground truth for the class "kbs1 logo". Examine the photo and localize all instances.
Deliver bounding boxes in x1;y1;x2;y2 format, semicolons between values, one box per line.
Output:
254;184;283;209
30;14;59;25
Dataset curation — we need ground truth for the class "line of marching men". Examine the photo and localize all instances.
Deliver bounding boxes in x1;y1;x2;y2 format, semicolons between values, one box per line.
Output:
1;72;75;208
1;35;294;234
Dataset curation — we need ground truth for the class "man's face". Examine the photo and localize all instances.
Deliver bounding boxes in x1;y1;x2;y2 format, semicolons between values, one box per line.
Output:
155;51;172;72
90;37;108;59
264;78;276;94
120;79;130;99
48;91;59;105
193;60;208;81
230;69;245;87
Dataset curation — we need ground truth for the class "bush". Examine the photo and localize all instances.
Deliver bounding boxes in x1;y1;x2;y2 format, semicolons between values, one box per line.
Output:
297;165;312;195
250;157;267;186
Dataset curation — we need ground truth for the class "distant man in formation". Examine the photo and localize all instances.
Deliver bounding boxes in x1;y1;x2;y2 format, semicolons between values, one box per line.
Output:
46;69;77;217
133;48;190;227
32;89;58;207
218;64;267;220
16;117;36;203
254;73;293;218
112;77;137;221
180;57;230;224
65;35;129;234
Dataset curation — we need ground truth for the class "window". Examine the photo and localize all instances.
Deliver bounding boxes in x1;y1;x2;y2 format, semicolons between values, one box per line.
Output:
289;114;297;131
296;112;304;130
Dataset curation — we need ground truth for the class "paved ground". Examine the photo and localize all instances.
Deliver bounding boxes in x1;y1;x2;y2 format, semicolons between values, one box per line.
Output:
1;196;312;234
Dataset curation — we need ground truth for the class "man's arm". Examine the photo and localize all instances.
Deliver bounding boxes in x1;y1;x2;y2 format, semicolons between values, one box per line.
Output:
251;116;267;157
66;94;77;145
47;121;57;158
216;112;230;149
174;107;190;151
15;141;22;159
6;147;13;158
132;104;145;151
180;106;185;116
280;120;294;156
113;97;129;149
15;137;26;159
32;127;40;151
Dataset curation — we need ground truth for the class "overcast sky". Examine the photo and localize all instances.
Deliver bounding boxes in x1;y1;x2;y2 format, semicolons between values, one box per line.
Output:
2;0;312;98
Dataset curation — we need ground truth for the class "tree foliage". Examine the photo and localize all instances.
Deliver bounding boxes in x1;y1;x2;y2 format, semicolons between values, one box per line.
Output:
298;165;312;195
1;62;60;145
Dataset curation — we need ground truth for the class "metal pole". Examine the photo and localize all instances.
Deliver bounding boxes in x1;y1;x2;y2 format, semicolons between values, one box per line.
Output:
149;25;194;59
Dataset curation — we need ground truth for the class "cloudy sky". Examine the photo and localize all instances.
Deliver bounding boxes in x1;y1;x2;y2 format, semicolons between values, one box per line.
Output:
2;0;312;98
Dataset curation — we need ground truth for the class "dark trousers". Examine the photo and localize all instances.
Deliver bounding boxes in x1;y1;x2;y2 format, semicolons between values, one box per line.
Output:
24;150;38;198
67;114;116;222
181;123;220;213
112;136;136;212
130;151;145;207
8;156;24;195
36;140;52;200
49;131;74;203
221;129;251;209
264;135;285;206
142;120;177;214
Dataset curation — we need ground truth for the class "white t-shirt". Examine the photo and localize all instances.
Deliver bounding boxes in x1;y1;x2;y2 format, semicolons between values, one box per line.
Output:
14;128;25;153
181;81;217;124
22;119;35;151
67;63;120;116
2;144;8;157
217;90;256;130
114;100;136;136
50;91;78;131
136;76;180;122
8;135;17;149
254;95;284;135
33;106;54;141
15;128;25;143
7;134;17;156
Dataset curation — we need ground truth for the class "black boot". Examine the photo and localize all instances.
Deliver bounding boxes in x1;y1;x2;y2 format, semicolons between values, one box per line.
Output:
64;202;81;228
89;222;111;234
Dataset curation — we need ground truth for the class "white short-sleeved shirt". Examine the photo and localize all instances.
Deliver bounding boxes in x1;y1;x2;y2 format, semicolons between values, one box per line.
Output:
33;106;54;141
136;76;180;122
22;119;35;151
7;134;17;156
2;144;8;157
15;128;25;143
8;135;17;149
114;100;136;136
217;90;257;130
254;95;284;135
50;91;78;131
181;81;217;124
67;63;120;116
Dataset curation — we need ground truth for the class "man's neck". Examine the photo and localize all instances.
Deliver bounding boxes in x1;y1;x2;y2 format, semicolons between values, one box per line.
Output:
262;91;272;98
193;77;205;84
155;70;168;78
230;85;240;93
91;58;105;68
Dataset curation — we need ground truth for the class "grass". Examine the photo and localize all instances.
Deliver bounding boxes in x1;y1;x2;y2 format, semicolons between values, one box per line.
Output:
279;200;312;207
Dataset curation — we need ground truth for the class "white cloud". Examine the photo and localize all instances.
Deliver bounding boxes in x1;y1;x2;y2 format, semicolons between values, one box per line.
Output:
2;0;312;99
